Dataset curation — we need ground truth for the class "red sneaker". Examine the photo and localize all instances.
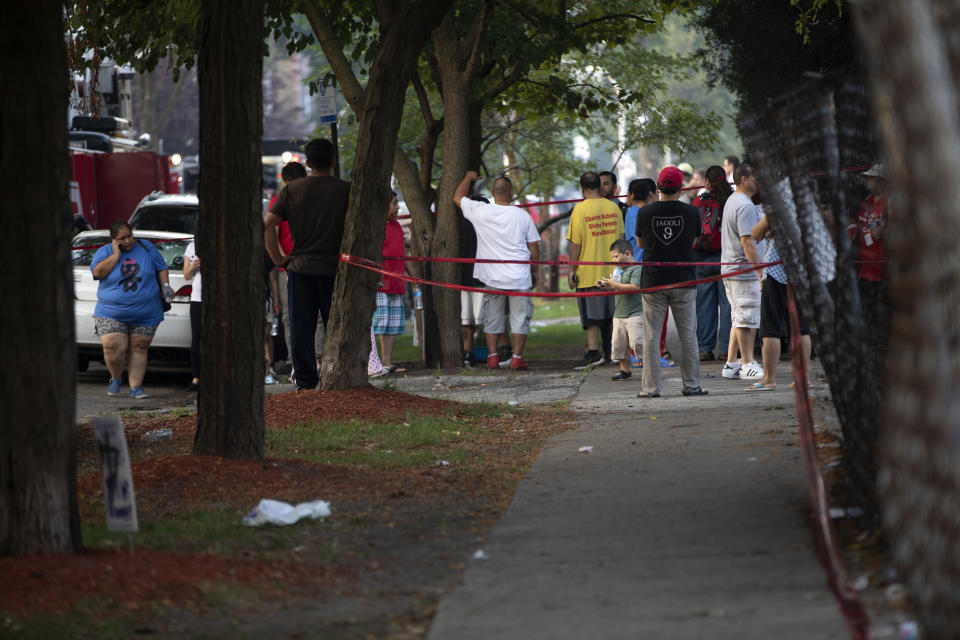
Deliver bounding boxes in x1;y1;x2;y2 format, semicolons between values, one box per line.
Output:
487;354;500;369
510;355;528;370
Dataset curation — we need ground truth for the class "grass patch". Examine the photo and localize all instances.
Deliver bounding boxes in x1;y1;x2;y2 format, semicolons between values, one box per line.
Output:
525;323;586;361
386;299;585;366
531;296;578;320
266;412;481;469
1;601;145;640
81;507;336;559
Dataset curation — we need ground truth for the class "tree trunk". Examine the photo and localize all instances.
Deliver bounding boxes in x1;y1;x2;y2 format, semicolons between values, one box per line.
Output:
0;1;82;555
192;0;265;458
317;0;454;389
426;82;467;368
422;12;492;369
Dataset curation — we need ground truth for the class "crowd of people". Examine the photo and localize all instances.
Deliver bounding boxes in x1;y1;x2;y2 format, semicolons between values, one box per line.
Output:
87;134;887;397
450;154;887;398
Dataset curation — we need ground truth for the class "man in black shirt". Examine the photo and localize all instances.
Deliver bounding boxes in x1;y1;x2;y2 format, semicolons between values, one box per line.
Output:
635;166;707;397
264;138;349;391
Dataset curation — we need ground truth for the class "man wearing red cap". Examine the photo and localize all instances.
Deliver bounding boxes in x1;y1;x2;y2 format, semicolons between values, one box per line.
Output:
634;165;707;397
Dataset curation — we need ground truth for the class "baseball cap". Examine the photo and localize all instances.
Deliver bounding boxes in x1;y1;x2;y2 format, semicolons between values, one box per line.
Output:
862;164;885;178
677;162;694;176
657;166;684;189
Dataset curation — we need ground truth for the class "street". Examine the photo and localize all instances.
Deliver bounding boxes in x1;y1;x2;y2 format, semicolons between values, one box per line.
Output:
76;361;197;423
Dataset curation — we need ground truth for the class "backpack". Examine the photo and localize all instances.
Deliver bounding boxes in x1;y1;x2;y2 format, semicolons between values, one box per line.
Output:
692;193;722;253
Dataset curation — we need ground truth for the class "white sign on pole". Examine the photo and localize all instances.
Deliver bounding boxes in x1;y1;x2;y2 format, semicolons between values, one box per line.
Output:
94;417;139;533
317;83;339;124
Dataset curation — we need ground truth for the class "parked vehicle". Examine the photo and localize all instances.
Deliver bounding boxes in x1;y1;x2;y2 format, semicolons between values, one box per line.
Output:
69;116;175;231
128;192;198;234
73;230;193;371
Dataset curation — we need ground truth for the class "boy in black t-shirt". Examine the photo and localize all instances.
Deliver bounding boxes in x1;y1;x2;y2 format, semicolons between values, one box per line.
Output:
634;166;707;398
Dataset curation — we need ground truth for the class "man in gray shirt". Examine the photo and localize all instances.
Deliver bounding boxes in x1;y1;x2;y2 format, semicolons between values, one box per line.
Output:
720;163;764;380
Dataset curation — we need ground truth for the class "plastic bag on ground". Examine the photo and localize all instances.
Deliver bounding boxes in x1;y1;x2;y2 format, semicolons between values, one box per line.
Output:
242;498;332;526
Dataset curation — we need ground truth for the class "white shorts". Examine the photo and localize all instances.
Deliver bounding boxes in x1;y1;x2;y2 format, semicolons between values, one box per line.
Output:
612;316;644;360
482;290;533;335
461;291;485;326
724;278;761;329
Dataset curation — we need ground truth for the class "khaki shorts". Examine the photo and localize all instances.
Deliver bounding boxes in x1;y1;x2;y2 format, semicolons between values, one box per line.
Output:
612;316;644;360
724;278;761;328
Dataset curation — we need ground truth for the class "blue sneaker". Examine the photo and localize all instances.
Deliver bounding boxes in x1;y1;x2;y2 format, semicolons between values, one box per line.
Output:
107;378;122;396
129;387;149;399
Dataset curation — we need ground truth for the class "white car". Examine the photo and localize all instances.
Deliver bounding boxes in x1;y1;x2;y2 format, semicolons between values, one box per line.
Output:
128;192;198;234
73;230;194;371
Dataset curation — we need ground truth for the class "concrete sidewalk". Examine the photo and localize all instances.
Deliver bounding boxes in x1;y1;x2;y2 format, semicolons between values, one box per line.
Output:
427;361;847;639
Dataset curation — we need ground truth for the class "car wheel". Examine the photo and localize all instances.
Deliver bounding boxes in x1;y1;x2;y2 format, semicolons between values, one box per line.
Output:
77;354;90;372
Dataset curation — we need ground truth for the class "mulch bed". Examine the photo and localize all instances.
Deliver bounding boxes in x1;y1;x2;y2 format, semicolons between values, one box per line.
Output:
9;386;574;625
0;549;333;618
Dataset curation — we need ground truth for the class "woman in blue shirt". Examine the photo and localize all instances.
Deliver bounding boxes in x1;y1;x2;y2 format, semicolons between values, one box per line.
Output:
91;221;171;398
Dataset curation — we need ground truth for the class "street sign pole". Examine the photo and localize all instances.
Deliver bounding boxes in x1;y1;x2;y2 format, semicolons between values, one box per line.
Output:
331;122;339;178
317;82;339;176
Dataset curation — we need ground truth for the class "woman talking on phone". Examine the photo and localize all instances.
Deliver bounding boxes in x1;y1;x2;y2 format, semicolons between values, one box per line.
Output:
90;221;172;398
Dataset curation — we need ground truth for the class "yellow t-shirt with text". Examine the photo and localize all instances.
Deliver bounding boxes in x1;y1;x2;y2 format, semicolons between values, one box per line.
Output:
566;198;624;287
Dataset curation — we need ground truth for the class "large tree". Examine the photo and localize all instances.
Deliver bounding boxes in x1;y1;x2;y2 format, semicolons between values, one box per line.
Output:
192;0;266;457
387;1;721;365
1;1;82;554
300;0;455;388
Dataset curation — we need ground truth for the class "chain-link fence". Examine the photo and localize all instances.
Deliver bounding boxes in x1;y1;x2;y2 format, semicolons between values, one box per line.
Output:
738;72;884;520
736;1;960;634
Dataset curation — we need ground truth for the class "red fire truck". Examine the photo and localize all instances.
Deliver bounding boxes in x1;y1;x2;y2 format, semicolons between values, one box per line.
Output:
69;115;176;230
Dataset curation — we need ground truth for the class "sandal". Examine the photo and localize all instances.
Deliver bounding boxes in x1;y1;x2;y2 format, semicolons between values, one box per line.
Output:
659;356;676;368
745;382;776;391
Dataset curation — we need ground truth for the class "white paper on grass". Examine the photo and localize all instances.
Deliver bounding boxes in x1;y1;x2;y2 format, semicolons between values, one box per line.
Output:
242;499;332;526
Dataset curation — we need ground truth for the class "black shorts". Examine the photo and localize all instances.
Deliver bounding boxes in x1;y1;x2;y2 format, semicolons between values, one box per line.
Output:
759;277;808;339
577;287;615;329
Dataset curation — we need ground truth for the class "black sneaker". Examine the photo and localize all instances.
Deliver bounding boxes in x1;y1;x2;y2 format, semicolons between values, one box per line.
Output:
682;386;709;396
463;351;476;368
573;350;605;370
498;344;513;362
610;370;632;380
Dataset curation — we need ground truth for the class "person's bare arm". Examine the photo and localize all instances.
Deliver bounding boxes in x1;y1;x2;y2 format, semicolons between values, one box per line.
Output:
741;235;763;281
263;212;289;268
269;268;281;314
183;255;200;279
527;240;541;289
453;171;479;208
567;241;581;289
635;234;645;249
92;240;121;279
598;278;641;292
750;216;770;243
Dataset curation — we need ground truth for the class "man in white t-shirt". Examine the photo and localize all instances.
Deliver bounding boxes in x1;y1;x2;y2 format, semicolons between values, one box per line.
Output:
454;171;542;370
720;162;764;380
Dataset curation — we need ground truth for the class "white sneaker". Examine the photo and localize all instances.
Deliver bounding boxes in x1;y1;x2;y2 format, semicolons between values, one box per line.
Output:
721;362;742;379
741;361;764;379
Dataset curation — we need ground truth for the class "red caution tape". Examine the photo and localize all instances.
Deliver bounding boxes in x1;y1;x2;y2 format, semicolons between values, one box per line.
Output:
381;255;774;267
787;285;870;639
340;253;768;297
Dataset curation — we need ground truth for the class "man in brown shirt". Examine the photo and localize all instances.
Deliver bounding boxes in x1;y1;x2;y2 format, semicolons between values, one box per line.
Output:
264;138;349;390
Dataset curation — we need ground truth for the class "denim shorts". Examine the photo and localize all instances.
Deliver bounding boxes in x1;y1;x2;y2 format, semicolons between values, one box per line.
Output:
94;316;159;337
